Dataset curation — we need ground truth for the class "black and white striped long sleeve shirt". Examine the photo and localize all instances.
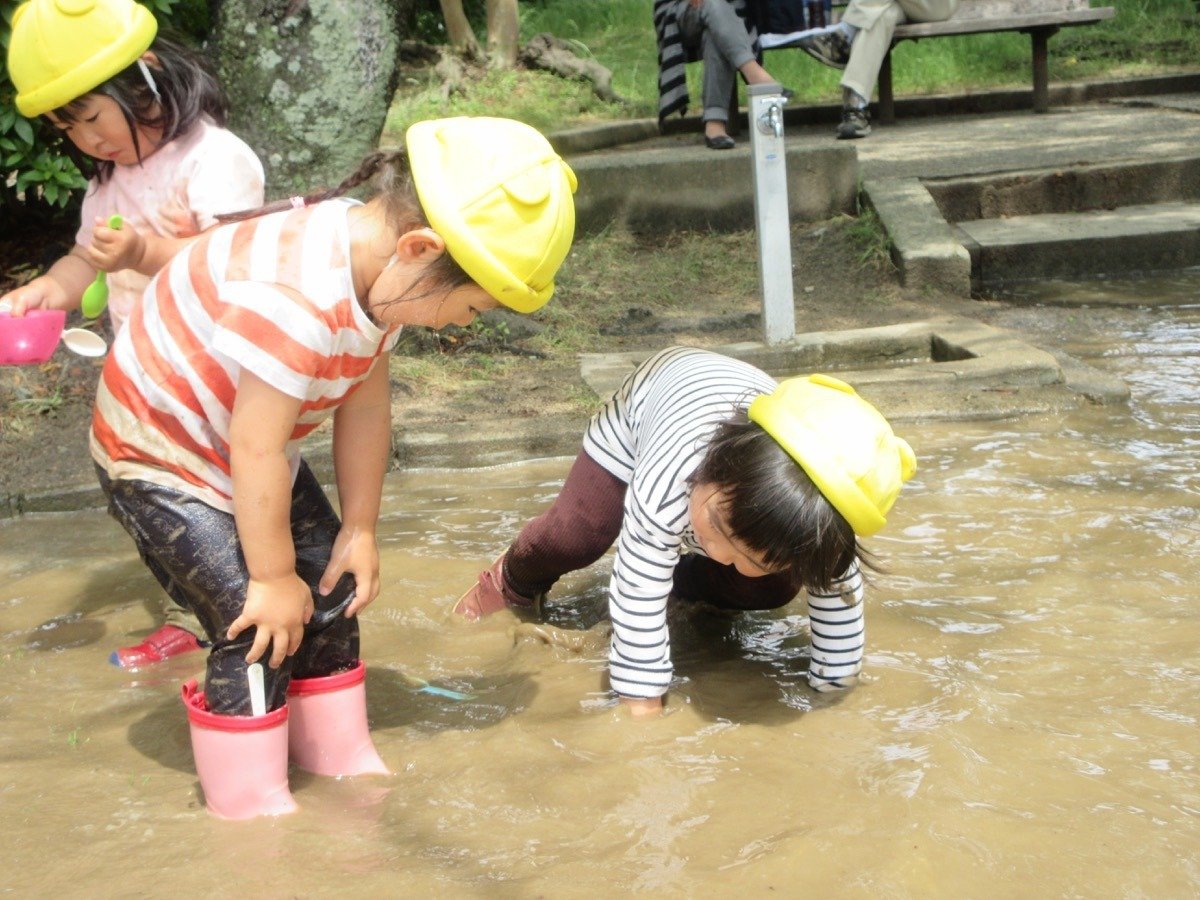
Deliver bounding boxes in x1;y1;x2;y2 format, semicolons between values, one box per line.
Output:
582;347;865;699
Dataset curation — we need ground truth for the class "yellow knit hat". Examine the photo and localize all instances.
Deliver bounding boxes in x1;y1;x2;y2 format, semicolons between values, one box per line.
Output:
748;373;916;536
8;0;157;117
406;117;577;314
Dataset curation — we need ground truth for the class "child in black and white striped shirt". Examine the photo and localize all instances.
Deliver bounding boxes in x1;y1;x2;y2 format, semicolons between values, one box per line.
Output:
455;346;915;717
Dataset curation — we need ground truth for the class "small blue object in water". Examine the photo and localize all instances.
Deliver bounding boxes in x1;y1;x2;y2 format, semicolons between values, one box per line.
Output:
415;683;472;701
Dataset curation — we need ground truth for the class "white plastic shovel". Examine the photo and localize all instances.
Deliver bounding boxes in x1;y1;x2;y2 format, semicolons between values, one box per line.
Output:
247;662;267;717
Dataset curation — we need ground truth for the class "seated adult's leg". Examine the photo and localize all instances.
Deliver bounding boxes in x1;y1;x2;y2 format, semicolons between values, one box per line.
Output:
823;1;903;138
841;0;956;100
840;0;905;103
896;0;959;25
696;3;740;140
840;0;900;33
693;0;783;145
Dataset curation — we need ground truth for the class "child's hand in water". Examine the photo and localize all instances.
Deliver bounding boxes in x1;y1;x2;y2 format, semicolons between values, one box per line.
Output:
622;695;665;718
319;526;380;618
229;573;315;668
87;216;145;272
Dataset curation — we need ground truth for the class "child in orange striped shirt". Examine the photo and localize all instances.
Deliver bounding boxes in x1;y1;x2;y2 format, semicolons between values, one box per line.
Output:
90;117;577;819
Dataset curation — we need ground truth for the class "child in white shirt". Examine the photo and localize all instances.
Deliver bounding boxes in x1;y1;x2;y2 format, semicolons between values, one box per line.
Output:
4;0;265;666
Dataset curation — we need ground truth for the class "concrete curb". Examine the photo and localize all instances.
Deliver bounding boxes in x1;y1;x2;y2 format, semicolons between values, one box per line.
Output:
861;178;972;296
867;153;1200;291
548;118;662;155
925;155;1200;286
570;142;858;236
581;316;1128;422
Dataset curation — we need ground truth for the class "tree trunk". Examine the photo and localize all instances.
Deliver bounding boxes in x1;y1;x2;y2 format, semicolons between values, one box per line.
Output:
485;0;519;69
209;0;414;197
438;0;483;60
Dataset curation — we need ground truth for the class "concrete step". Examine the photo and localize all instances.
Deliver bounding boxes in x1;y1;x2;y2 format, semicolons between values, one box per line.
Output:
956;201;1200;286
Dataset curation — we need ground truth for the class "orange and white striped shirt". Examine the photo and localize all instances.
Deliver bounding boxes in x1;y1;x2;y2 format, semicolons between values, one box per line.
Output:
91;198;401;513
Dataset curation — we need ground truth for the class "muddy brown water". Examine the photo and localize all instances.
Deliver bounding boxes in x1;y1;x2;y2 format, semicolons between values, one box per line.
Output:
2;274;1198;896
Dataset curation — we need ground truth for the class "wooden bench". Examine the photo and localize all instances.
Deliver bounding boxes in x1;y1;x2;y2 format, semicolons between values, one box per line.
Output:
760;0;1115;124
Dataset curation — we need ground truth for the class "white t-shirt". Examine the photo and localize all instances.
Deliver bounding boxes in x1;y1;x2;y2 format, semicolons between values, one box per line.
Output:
76;117;264;332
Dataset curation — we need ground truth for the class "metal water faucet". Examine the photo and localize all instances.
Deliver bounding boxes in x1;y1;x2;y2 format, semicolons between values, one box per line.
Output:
747;83;796;345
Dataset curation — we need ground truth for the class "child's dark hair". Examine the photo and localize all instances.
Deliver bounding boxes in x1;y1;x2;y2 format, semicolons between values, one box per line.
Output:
51;35;227;183
690;407;862;594
218;150;471;314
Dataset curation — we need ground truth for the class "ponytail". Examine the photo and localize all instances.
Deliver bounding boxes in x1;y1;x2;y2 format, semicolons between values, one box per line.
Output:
217;150;411;224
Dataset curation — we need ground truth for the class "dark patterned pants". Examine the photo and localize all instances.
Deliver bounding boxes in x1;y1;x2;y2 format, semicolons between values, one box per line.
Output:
99;461;358;715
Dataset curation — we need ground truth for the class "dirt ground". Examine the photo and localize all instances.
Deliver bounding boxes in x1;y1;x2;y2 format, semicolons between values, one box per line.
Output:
0;214;991;504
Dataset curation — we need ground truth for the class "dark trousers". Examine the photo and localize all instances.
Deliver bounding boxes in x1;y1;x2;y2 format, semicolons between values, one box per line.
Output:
99;461;358;714
504;450;801;610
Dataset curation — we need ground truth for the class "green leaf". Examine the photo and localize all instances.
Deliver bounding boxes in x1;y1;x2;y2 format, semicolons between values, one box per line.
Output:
13;116;32;145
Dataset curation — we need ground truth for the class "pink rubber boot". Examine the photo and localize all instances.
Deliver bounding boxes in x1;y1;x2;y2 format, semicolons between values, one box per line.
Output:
286;660;390;777
181;680;298;820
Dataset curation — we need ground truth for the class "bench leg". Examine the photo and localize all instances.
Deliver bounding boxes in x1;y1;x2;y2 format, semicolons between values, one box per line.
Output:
1029;27;1058;113
879;50;895;124
727;80;740;136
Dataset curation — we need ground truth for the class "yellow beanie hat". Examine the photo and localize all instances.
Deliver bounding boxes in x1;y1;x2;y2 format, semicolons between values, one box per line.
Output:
748;374;917;536
406;117;577;314
8;0;157;118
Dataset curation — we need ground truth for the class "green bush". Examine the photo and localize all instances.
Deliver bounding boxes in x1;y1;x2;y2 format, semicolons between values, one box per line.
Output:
0;0;207;219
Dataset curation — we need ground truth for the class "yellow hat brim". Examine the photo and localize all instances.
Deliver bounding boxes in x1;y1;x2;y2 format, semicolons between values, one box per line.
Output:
748;375;916;537
406;118;577;314
12;1;157;117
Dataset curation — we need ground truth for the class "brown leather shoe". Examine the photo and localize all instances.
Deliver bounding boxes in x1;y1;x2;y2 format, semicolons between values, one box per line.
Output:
453;555;535;620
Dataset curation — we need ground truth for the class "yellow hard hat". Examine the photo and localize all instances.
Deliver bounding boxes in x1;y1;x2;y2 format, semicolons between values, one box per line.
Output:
8;0;157;117
748;373;916;537
406;117;577;314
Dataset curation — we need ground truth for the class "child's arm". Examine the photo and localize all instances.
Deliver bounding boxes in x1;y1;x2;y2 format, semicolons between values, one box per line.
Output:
85;215;199;278
806;561;865;692
607;523;679;715
226;369;315;669
0;247;95;314
320;361;391;618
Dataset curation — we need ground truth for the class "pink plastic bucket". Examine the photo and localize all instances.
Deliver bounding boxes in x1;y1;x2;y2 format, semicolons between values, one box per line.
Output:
0;309;66;365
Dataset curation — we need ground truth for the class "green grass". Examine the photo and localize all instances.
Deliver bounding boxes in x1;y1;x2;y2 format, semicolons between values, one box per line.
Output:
531;226;762;353
386;0;1200;136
